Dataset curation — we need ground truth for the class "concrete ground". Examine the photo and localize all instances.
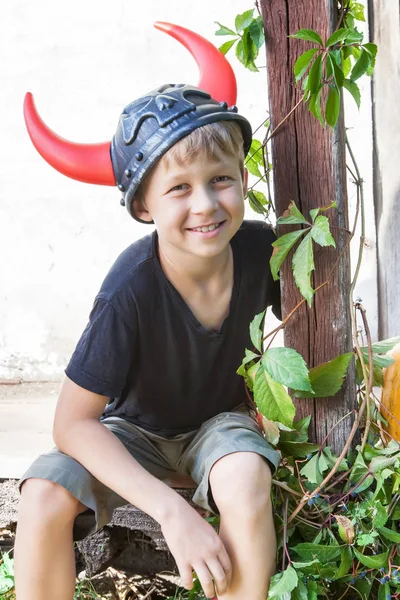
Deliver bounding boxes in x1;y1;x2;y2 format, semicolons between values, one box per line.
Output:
0;381;60;478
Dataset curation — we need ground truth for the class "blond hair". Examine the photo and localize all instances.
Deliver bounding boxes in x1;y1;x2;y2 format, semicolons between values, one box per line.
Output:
134;121;245;206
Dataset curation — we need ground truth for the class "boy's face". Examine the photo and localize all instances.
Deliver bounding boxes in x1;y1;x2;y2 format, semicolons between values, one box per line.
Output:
133;152;248;261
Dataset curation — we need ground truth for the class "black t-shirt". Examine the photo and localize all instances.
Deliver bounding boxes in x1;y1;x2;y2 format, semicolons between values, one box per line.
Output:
65;220;281;436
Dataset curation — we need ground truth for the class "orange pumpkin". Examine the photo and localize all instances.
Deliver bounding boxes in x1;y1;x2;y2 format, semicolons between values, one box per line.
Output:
380;344;400;442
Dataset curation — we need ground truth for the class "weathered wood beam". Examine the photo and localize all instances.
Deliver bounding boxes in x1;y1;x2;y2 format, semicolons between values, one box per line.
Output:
260;0;356;450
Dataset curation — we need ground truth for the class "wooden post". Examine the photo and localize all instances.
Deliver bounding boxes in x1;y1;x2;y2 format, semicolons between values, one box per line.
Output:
259;0;356;450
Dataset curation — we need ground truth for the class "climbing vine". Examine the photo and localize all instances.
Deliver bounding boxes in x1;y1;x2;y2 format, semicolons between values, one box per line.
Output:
203;4;400;600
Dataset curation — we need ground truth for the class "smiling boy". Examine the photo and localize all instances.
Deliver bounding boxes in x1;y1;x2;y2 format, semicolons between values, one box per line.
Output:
16;30;281;600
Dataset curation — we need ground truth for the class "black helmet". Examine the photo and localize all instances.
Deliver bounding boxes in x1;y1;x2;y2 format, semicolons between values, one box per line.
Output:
111;84;252;221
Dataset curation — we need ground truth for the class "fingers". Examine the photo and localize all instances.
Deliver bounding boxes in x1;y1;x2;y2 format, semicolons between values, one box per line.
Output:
193;563;217;599
177;564;194;591
217;547;233;585
204;557;230;596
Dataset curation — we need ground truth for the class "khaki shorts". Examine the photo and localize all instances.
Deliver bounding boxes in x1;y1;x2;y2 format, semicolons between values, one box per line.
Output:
19;407;281;540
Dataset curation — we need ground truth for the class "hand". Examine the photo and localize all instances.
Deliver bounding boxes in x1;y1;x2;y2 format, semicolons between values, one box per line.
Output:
160;502;232;598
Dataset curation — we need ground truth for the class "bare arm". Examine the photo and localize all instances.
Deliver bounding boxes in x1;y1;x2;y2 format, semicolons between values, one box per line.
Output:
53;376;232;596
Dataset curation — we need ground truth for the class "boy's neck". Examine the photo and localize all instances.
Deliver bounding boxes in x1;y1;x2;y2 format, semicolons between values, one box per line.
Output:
157;241;232;286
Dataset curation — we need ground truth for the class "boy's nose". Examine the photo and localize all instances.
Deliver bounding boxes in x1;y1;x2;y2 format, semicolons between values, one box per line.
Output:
191;188;218;214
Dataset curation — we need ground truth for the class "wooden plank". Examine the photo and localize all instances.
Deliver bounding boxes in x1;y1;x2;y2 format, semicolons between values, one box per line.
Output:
370;0;400;339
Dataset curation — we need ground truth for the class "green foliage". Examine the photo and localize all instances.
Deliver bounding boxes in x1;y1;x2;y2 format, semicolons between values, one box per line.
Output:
290;20;377;128
270;201;337;305
215;10;264;71
237;314;400;600
0;553;14;597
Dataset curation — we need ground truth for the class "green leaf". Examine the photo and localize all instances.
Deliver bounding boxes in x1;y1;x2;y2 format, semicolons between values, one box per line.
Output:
242;29;258;71
262;347;312;391
377;525;400;543
322;446;348;471
268;565;298;599
242;348;260;366
270;229;306;281
350;49;370;81
353;548;389;569
378;582;390;600
351;3;366;22
247;190;268;215
349;453;374;493
326;28;354;47
259;416;280;445
235;30;258;72
311;215;336;247
279;441;320;458
215;22;237;36
356;532;378;546
290;29;323;46
254;369;296;428
294;48;319;82
362;336;400;354
307;54;323;94
277;201;310;225
297;335;352;400
292;232;315;306
363;42;378;58
293;543;341;563
325;86;341;128
309;209;319;222
342;56;352;78
333;547;353;580
292;577;309;600
235;9;254;33
248;17;265;50
345;28;364;44
308;88;324;127
248;138;264;165
355;576;373;599
300;453;324;484
249;310;265;352
361;351;395;369
219;39;237;55
328;54;344;88
342;79;361;108
369;454;399;473
246;157;262;178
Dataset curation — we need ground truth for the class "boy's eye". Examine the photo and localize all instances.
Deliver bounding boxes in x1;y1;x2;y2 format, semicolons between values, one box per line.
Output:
213;176;231;183
168;184;187;193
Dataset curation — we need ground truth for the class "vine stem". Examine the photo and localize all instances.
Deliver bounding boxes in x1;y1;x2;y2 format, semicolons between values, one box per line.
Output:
287;387;369;524
265;95;304;144
288;304;373;524
357;303;374;452
281;496;291;571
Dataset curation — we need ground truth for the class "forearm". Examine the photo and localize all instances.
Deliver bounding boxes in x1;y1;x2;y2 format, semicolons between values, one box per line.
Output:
54;418;187;524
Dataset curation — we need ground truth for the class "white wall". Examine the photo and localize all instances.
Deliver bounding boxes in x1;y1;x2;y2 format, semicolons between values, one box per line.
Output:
0;0;377;381
371;0;400;339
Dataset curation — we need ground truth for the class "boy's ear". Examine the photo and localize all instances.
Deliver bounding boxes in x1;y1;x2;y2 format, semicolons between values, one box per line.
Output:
131;198;153;223
242;168;249;197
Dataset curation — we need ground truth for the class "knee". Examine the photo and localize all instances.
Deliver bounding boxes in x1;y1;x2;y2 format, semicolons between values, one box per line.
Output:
209;452;272;515
19;478;84;525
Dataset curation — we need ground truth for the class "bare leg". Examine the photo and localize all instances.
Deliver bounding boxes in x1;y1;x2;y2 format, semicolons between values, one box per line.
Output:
209;452;276;600
14;478;87;600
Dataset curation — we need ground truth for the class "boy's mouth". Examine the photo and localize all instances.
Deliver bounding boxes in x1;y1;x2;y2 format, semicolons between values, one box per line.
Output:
189;221;224;233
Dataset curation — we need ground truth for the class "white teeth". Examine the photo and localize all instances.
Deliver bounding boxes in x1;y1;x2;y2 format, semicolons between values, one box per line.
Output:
193;223;220;233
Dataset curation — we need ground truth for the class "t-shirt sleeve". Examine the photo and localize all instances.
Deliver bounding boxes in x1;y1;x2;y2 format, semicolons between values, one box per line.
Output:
65;298;136;397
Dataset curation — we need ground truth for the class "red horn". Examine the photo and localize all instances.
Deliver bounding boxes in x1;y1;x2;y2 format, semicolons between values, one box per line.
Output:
154;22;237;106
23;92;115;186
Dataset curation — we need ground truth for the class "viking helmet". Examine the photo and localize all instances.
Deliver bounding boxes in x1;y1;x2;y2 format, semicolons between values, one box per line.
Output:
23;23;252;222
